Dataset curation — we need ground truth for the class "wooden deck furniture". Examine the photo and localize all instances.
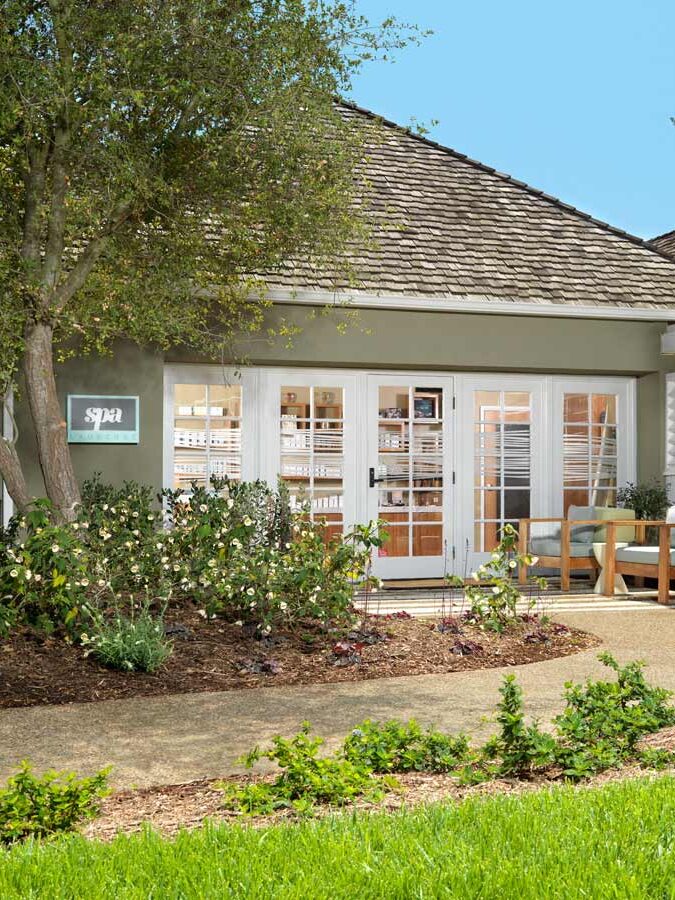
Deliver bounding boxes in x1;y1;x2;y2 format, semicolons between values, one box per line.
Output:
604;520;675;606
518;509;636;592
519;516;674;605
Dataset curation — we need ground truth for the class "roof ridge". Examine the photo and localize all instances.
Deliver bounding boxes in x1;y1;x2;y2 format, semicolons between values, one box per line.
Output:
651;228;675;243
338;99;675;268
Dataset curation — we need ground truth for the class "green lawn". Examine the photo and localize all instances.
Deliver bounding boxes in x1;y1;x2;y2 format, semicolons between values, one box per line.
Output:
2;777;675;899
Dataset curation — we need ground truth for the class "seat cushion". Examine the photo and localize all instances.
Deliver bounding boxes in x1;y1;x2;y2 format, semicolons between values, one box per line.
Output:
616;546;675;566
593;507;636;543
530;538;595;559
567;505;597;542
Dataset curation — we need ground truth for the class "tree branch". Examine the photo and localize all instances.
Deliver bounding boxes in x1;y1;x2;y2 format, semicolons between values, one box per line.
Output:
50;200;135;312
21;143;48;265
42;0;75;291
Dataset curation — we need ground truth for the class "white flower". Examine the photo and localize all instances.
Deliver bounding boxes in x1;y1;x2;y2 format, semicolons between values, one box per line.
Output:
264;625;271;634
227;498;234;509
492;585;501;594
33;573;42;583
130;564;139;573
102;504;109;511
246;587;255;596
491;552;500;562
81;522;89;529
234;620;243;627
147;514;155;521
279;601;287;611
9;569;18;578
97;579;106;587
173;564;181;572
508;560;517;569
208;559;217;568
132;529;139;537
197;609;207;618
199;504;208;513
243;516;252;527
25;570;32;581
156;542;163;550
80;578;89;587
132;511;139;518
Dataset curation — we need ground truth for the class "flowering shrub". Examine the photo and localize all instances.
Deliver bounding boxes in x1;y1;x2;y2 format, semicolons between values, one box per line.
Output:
200;519;384;630
0;477;384;640
0;501;93;636
448;524;545;631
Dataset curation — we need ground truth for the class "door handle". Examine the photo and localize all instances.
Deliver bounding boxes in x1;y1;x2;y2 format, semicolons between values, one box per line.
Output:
369;467;384;488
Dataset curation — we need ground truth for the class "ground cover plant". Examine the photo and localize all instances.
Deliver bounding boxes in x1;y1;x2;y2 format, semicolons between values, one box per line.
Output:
222;654;675;816
2;778;674;898
0;762;109;844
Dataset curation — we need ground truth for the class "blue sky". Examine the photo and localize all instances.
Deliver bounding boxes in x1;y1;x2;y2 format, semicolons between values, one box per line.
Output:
350;0;675;239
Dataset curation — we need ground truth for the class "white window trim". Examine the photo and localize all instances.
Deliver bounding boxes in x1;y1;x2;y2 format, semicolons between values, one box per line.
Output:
163;364;260;491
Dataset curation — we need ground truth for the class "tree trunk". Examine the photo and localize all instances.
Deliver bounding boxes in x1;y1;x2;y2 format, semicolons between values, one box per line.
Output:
23;321;80;520
0;436;31;515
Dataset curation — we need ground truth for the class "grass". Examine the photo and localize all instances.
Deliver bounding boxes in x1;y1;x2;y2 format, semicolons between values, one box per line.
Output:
2;777;675;899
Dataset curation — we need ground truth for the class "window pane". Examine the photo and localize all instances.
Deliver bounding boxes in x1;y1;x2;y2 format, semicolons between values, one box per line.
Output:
173;383;242;490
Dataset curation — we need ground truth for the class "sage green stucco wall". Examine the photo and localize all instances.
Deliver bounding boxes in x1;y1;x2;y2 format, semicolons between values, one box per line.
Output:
17;342;164;500
15;305;675;499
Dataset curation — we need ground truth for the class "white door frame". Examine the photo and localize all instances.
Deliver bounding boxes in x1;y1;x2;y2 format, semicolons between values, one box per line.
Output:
367;373;455;580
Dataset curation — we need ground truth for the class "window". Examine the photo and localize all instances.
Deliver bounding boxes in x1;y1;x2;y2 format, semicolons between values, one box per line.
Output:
563;393;617;512
376;385;444;558
279;385;344;540
173;383;242;489
474;391;531;552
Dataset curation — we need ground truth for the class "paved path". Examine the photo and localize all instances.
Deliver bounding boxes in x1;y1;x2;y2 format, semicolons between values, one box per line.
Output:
1;607;673;788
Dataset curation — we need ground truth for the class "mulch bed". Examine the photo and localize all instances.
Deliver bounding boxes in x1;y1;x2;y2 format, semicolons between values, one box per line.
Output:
83;761;675;841
0;609;599;710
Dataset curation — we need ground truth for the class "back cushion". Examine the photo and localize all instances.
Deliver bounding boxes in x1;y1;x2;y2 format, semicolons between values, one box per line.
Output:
593;507;636;543
567;505;597;543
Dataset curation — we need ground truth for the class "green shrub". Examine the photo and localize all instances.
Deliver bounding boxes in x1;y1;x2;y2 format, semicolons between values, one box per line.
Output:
0;762;109;843
342;718;470;774
0;500;92;637
200;518;384;631
221;723;386;816
81;603;172;673
553;653;675;779
448;524;546;631
486;674;557;777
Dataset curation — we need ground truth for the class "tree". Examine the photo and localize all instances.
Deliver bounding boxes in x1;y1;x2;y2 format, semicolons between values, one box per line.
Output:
0;1;420;519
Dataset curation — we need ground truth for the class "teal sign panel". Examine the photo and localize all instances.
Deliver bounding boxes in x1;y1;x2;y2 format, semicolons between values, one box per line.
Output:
67;395;139;444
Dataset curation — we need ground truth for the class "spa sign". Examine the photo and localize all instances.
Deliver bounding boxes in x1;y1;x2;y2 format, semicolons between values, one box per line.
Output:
67;395;139;444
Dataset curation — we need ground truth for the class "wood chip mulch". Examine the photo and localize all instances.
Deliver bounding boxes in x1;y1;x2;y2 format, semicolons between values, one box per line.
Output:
83;763;675;842
0;609;599;710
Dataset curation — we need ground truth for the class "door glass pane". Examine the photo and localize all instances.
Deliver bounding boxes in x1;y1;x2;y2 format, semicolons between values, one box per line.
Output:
377;385;445;559
474;390;531;552
173;383;242;490
563;392;618;513
280;386;344;536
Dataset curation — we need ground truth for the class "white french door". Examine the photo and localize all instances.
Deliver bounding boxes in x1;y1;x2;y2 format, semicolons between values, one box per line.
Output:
367;375;454;579
457;376;546;575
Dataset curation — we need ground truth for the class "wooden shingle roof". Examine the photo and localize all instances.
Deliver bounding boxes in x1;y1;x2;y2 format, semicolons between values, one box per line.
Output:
268;103;675;311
